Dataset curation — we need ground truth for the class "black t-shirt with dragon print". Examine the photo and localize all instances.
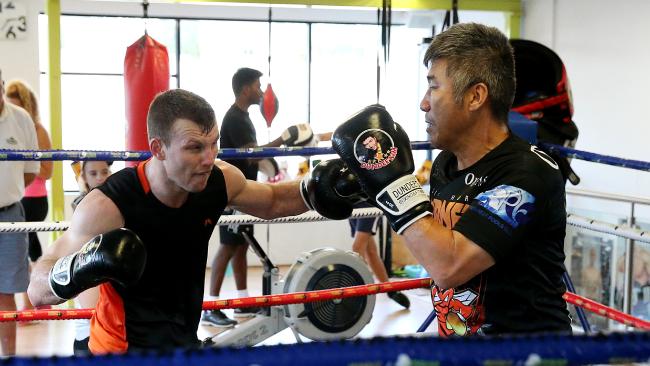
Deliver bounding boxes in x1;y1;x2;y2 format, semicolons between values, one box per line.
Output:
428;133;571;336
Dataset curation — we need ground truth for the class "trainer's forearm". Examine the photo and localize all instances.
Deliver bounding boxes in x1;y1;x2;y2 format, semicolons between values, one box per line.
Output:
402;217;457;287
28;257;65;306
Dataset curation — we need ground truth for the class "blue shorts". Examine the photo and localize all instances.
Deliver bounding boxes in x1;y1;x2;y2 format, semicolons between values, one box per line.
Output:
0;202;29;294
349;216;380;237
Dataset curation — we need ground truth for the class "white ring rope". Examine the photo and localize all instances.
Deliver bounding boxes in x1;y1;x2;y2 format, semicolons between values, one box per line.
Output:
0;207;383;233
566;213;649;243
1;210;648;244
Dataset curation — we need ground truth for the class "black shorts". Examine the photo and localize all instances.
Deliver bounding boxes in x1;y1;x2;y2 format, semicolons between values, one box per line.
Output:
219;209;254;245
20;196;48;262
219;225;254;245
349;216;380;237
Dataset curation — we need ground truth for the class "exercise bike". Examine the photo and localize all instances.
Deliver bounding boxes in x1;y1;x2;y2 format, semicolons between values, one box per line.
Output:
204;231;376;347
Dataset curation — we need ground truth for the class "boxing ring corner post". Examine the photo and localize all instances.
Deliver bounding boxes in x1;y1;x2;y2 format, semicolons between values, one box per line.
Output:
46;0;65;241
505;8;522;39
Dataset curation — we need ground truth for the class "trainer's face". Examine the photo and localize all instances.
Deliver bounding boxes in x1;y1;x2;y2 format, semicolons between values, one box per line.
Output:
249;79;263;105
82;161;112;190
163;119;219;193
420;59;469;150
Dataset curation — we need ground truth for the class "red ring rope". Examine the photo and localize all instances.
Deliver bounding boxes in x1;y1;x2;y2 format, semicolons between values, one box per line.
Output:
562;291;650;330
4;278;650;331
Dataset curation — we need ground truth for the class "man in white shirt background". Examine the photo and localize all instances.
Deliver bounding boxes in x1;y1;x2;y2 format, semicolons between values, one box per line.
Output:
0;68;40;357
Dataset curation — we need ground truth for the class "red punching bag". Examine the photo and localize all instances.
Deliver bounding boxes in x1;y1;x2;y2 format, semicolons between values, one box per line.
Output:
260;83;279;128
124;34;169;166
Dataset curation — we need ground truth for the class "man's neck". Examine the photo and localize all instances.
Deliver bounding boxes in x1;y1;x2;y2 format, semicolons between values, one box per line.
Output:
234;98;250;112
145;159;189;208
452;119;510;171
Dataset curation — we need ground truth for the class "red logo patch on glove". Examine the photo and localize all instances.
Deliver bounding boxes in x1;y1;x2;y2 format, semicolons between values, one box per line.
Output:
353;128;398;170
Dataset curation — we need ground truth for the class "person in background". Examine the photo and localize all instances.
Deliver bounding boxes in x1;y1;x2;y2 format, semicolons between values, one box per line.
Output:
0;69;40;356
203;67;317;327
349;201;410;309
71;161;113;211
5;80;52;315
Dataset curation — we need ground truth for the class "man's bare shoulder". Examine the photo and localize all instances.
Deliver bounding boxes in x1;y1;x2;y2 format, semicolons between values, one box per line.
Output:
215;160;245;181
43;190;123;259
214;160;247;204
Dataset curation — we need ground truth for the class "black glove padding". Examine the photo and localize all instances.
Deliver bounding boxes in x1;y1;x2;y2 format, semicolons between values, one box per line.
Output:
300;159;367;220
332;105;432;234
49;228;147;300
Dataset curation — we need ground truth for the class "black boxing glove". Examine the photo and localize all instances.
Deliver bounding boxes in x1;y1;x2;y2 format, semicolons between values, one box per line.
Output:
299;159;367;220
49;228;147;300
332;105;432;234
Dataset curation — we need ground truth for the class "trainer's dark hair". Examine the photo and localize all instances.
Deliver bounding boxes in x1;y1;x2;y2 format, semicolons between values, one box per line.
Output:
423;22;515;123
232;67;262;97
147;89;216;144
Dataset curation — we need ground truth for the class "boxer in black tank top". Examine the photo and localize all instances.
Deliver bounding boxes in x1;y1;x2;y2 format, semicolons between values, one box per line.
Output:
90;161;227;350
28;89;313;354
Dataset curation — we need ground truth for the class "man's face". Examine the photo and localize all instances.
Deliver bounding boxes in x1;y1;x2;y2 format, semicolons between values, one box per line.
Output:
419;59;470;151
248;79;263;105
363;136;378;150
160;118;219;193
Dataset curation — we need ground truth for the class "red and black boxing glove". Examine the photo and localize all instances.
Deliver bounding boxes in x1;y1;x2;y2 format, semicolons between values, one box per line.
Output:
332;105;432;234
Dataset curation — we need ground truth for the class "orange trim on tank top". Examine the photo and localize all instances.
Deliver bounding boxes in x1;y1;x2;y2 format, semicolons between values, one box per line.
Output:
136;159;151;194
88;283;128;355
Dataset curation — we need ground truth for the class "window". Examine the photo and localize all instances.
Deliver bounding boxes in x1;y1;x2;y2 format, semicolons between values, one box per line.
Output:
39;9;507;190
39;15;177;190
179;20;309;141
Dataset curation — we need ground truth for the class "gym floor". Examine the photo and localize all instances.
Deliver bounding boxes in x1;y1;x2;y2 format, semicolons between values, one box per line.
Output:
15;266;434;357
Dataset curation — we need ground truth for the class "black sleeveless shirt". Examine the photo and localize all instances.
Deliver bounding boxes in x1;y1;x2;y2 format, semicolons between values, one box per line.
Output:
91;161;227;352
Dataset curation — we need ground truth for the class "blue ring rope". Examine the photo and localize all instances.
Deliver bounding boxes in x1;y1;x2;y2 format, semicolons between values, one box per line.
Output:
3;332;650;365
562;272;592;333
538;142;650;172
1;143;649;173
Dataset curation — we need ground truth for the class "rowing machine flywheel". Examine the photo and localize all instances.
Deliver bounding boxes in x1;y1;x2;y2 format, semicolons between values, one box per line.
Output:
283;248;375;340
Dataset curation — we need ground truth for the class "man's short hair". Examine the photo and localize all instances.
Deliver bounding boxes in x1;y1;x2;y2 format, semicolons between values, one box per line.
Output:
147;89;216;145
232;68;262;97
423;22;515;122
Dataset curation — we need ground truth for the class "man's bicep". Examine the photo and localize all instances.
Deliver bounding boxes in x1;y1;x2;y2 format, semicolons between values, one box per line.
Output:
229;179;274;216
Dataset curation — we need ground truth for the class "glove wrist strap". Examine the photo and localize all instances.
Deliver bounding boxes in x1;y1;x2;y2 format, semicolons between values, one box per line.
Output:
299;176;314;210
48;253;77;300
395;210;432;234
375;175;429;215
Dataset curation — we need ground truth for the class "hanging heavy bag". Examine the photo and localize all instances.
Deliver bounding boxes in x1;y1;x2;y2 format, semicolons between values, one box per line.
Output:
124;34;170;166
